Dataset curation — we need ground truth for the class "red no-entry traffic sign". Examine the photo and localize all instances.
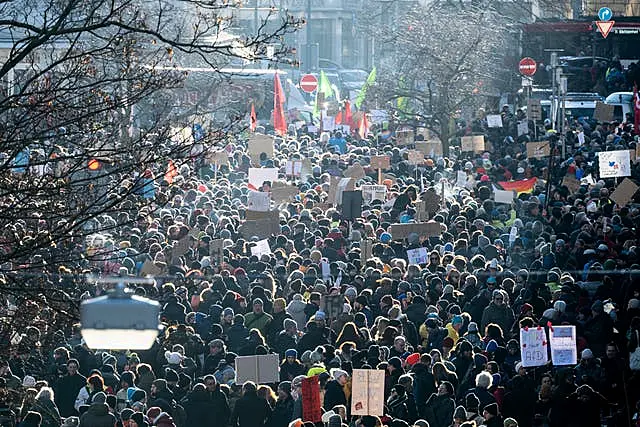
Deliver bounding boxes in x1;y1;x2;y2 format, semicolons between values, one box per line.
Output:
300;74;318;93
519;57;537;76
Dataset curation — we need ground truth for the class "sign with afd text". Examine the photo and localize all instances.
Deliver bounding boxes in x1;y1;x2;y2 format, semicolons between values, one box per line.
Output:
520;327;548;367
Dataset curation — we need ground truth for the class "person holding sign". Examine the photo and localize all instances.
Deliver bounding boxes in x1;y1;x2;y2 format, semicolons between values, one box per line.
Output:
324;369;349;413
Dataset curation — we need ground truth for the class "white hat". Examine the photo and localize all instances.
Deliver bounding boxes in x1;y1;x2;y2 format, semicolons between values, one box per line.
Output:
581;348;594;359
164;351;183;365
22;375;36;387
332;369;348;381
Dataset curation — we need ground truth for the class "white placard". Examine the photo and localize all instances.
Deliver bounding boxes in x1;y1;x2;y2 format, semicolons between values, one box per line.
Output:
577;131;585;146
494;189;515;204
517;121;529;136
248;168;279;189
247;190;270;212
351;369;385;416
361;185;387;205
322;117;336;131
520;327;549;367
486;114;503;128
549;325;577;366
598;150;631;178
456;171;467;188
285;160;303;177
406;248;428;265
250;239;272;258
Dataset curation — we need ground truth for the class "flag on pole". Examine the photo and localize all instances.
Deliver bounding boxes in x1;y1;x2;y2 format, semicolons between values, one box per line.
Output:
335;111;343;125
164;160;178;184
273;73;287;136
358;113;369;139
318;70;334;99
344;100;353;128
355;66;377;109
634;83;640;135
250;103;257;132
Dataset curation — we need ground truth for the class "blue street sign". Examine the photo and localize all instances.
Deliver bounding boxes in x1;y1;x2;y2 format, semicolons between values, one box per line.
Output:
598;7;613;21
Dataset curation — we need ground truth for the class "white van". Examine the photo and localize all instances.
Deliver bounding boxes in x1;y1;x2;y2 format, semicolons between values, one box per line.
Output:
605;92;634;122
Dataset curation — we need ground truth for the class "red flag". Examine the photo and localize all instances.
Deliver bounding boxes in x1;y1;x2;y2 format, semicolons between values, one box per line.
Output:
250;103;257;132
273;73;287;136
634;84;640;135
344;100;353;127
497;177;537;194
335;110;343;125
358;113;369;139
164;160;178;184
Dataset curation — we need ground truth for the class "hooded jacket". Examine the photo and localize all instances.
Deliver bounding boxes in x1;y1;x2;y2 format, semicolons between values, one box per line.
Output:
286;299;307;330
78;402;117;427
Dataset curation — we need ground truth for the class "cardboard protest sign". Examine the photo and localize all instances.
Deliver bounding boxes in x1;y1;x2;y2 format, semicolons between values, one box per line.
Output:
517;121;529;136
486;114;503;128
248;134;274;164
472;135;485;152
235;354;279;384
389;222;442;240
302;376;322;423
285;160;303;177
322;116;336;131
322;294;344;319
461;136;473;152
241;210;280;239
609;178;639;207
344;163;366;180
140;260;163;277
415;142;443;159
341;190;362;220
172;236;192;257
407;150;424;165
209;239;224;266
351;369;385;416
520;327;549;367
527;99;542;121
329;177;356;206
396;129;415;146
599;150;631;178
407;247;428;265
549;325;577;366
527;141;550;159
562;175;582;193
416;127;430;140
250;239;272;258
206;150;229;166
370;156;390;170
248;168;278;189
271;184;299;203
494;189;515;204
247;190;270;212
361;185;387;205
593;102;615;122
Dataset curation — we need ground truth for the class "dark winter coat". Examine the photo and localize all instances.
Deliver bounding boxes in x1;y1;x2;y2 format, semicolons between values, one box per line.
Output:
31;399;61;427
269;396;294;427
207;385;231;426
54;373;86;417
78;403;117;427
424;393;455;427
481;302;515;335
279;361;305;382
182;389;217;427
227;324;250;354
230;391;272;427
323;380;347;411
411;363;437;418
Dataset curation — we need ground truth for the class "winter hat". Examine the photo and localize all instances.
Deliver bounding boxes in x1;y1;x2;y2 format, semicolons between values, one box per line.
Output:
484;402;499;417
165;368;179;383
314;311;326;321
451;315;463;326
478;235;490;249
504;418;518;427
130;388;146;403
283;318;297;330
454;405;467;420
146;407;162;422
486;340;498;353
332;369;348;381
581;348;594;359
130;413;145;427
321;411;336;424
406;353;421;366
92;392;107;404
279;381;292;395
222;307;234;317
278;348;296;359
465;392;480;410
120;409;134;421
553;300;566;313
328;414;342;427
164;351;183;365
388;356;402;370
467;322;478;333
22;375;36;387
515;362;523;372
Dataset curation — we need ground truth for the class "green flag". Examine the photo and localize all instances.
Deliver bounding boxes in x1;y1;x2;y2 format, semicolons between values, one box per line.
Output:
318;70;334;99
355;66;376;109
397;76;409;118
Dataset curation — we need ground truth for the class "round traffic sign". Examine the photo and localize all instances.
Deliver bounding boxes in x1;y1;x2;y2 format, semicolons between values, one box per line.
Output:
598;7;613;21
518;57;537;76
300;74;318;93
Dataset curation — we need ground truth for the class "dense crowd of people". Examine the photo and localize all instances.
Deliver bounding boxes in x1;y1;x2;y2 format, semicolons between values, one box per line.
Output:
1;104;640;427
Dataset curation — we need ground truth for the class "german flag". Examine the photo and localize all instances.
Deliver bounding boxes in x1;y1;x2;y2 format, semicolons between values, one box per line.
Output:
497;177;537;194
